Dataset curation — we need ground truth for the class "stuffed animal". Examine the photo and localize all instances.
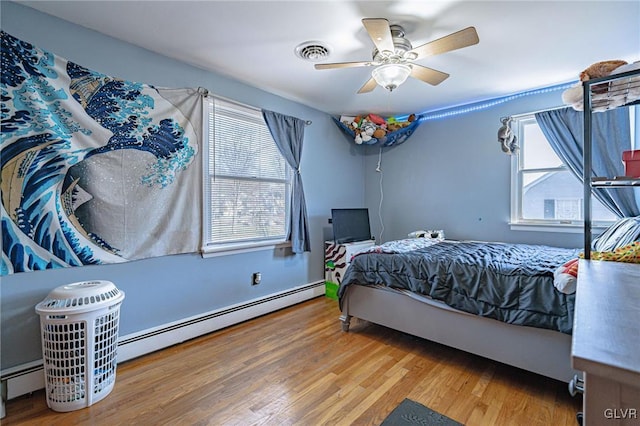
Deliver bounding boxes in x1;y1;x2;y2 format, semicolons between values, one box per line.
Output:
553;258;579;294
579;60;628;81
367;113;386;126
360;121;377;143
497;117;519;155
372;128;386;139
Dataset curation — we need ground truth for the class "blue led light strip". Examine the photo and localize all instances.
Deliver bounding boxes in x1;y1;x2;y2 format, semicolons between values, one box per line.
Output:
416;81;578;122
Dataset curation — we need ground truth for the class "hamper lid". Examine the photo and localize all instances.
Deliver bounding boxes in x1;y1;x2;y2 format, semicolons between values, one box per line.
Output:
35;280;125;315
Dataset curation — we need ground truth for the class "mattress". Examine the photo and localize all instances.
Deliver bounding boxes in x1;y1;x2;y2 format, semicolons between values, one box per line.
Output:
339;239;581;334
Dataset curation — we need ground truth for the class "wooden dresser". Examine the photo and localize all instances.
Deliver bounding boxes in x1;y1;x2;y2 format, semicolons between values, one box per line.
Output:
572;260;640;425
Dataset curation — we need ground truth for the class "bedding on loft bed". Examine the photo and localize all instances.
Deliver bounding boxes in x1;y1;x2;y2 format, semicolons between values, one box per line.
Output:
338;239;581;334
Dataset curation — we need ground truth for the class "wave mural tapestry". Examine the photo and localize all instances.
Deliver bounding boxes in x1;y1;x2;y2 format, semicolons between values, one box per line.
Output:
1;31;202;275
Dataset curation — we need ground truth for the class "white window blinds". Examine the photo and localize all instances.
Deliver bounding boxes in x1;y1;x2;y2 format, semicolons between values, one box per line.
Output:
203;97;290;248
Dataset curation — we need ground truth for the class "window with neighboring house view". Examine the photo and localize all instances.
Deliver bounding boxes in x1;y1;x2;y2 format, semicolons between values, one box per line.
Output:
202;96;291;253
511;113;616;229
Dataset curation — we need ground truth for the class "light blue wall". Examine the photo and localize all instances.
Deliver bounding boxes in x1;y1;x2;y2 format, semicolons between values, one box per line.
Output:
0;2;366;370
362;90;585;249
2;1;602;371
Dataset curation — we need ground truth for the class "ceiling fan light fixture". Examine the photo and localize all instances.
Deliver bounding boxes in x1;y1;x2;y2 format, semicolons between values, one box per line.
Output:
371;63;411;91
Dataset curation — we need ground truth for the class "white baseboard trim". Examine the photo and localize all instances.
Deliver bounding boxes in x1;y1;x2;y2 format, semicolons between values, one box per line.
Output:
1;281;325;404
117;281;324;362
1;360;45;400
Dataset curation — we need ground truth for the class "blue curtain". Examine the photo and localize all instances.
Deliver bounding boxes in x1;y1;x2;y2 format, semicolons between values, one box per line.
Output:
535;107;639;217
262;110;310;253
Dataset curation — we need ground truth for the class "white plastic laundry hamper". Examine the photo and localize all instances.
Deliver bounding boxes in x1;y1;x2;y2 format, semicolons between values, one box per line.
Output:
35;280;125;412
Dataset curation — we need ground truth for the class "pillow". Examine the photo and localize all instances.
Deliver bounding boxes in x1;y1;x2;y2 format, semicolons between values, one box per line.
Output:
554;258;579;294
593;216;640;252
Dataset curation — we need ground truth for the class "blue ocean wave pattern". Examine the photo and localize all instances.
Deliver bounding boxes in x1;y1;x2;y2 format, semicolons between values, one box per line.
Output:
1;31;199;275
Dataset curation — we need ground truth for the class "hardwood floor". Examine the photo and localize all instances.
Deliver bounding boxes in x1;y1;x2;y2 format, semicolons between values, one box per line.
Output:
4;296;582;425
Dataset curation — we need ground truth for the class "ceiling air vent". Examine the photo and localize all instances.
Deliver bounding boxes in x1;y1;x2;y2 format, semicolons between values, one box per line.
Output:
295;41;331;62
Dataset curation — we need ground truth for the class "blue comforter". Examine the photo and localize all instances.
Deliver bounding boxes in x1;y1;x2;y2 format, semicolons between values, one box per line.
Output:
339;240;581;334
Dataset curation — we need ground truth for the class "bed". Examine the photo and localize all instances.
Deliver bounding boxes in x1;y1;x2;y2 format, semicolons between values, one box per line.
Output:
338;238;582;383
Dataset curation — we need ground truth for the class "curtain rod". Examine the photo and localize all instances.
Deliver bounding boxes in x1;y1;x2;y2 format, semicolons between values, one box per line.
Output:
199;87;311;125
510;104;569;119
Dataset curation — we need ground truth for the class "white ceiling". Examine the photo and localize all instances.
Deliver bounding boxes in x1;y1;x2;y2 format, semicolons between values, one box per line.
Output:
17;0;640;117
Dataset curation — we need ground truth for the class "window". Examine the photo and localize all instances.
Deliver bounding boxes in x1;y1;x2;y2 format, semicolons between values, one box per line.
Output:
202;97;290;253
511;113;616;230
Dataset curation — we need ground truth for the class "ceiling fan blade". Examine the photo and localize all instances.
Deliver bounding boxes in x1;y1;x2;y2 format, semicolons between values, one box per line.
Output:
410;64;450;86
409;27;479;60
357;77;378;94
315;61;372;70
362;18;395;54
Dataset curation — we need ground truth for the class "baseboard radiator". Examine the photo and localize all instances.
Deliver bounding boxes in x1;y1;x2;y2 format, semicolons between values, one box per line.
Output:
1;281;325;406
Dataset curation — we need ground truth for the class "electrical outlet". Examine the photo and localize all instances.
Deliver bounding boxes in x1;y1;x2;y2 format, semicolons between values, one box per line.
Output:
252;272;261;285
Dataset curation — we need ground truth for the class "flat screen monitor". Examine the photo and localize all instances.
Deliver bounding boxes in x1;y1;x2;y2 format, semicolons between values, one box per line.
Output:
331;208;372;244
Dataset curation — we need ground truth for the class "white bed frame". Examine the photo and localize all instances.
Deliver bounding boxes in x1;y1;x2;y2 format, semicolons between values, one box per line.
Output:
339;284;578;383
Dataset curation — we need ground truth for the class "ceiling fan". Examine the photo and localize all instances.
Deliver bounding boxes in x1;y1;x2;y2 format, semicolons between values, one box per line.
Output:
315;18;479;93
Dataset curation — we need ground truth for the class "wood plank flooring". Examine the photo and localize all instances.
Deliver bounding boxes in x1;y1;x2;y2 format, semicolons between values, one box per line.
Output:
4;296;582;425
